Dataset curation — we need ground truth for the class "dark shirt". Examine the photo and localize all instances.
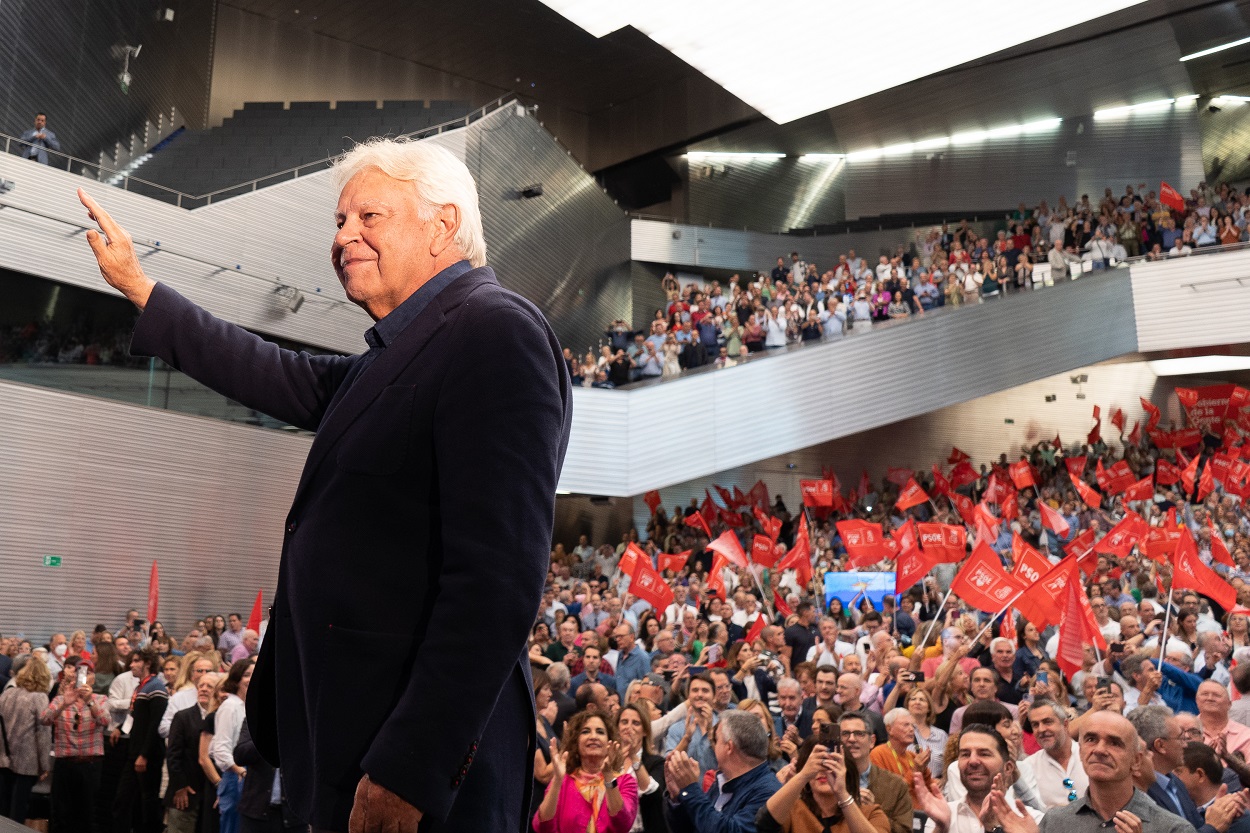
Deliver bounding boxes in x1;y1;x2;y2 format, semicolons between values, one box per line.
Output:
665;760;779;833
784;623;819;666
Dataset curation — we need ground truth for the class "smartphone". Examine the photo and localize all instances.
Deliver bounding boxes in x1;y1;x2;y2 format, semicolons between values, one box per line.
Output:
911;670;925;683
707;644;722;663
1037;670;1049;686
76;666;88;688
820;722;842;754
1096;677;1113;693
132;618;145;628
689;666;707;675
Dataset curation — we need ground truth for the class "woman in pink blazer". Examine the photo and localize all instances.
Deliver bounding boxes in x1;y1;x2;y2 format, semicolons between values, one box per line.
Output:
534;711;638;832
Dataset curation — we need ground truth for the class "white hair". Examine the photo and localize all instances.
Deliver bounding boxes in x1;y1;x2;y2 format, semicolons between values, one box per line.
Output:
332;137;487;268
777;677;802;695
883;707;911;728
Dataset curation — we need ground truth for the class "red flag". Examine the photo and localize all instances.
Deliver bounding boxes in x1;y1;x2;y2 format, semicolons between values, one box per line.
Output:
886;466;914;487
1180;454;1207;499
999;607;1018;642
858;469;872;497
1173;527;1237;609
1089;405;1102;445
748;480;770;511
984;473;1007;505
745;615;766;644
950;492;977;526
1111;408;1126;434
975;502;1001;542
753;507;782;541
1141;396;1162;430
931;464;951;497
751;534;781;567
658;551;692;573
706;553;729;600
1209;520;1235;568
1053;433;1063;449
247;590;264;633
1200;461;1216;502
1124;476;1154;502
147;561;159;624
643;490;662;515
777;535;812;586
1071;473;1102;509
1015;557;1071;630
620;542;649;579
949;446;972;464
918;522;967;562
836;519;891;569
800;479;834;508
1008;460;1037;490
714;484;736;510
896;544;938;595
631;561;675;611
1160;181;1185;212
1011;534;1053;585
896;478;930;511
1000;485;1019;522
720;508;747;528
1156;459;1183;486
1143;525;1182;563
1065;528;1099;573
1128;421;1142;447
950;541;1027;614
774;591;793;619
684;510;713;538
1094;511;1148;557
1064;456;1088;479
1102;461;1136;495
733;485;748;508
1056;570;1093;679
949;461;980;489
1038;501;1070;537
707;530;749;569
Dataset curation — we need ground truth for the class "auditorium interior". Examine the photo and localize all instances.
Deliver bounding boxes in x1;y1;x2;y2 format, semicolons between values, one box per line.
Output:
4;0;1250;639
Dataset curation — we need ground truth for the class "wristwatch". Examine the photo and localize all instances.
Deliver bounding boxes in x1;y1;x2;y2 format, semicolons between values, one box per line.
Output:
608;777;619;790
986;825;1005;833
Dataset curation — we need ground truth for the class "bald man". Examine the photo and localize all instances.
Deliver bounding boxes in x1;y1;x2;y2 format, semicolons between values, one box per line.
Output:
1197;680;1250;758
837;673;886;746
1039;712;1196;833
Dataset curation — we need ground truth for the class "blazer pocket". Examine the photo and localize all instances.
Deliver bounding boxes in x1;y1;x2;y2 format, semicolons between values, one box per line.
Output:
335;384;416;476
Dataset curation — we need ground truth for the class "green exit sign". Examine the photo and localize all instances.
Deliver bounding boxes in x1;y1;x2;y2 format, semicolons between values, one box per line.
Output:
42;555;62;568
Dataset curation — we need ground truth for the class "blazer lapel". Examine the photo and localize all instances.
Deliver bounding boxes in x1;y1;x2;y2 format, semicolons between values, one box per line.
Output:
287;300;447;506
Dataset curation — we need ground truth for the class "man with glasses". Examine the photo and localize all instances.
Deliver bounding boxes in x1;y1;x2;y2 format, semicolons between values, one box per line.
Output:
1131;704;1213;830
1090;597;1122;643
1026;699;1087;808
839;713;913;833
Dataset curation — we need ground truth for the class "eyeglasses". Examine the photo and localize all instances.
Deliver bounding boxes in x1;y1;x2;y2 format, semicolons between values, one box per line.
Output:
1063;777;1078;803
841;730;871;739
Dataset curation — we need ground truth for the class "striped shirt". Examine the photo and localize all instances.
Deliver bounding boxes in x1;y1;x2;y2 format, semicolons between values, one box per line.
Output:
41;693;109;758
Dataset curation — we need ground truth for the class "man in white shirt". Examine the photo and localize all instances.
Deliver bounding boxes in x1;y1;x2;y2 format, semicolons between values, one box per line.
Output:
158;654;215;739
915;723;1045;833
107;653;143;740
1025;699;1087;808
663;586;699;630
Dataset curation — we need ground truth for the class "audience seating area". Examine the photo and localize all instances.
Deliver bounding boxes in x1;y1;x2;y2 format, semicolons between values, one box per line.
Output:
128;99;471;203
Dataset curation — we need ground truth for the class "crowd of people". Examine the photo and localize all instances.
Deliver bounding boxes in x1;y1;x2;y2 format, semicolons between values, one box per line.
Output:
0;318;144;368
5;402;1250;833
576;180;1250;387
0;611;279;833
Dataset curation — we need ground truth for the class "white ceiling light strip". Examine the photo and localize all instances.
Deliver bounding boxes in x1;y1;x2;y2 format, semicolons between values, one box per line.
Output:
1148;355;1250;376
684;151;786;160
537;0;1146;123
1093;96;1197;120
1180;35;1250;62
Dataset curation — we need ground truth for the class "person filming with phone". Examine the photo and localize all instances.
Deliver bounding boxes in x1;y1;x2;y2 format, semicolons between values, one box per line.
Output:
757;726;891;833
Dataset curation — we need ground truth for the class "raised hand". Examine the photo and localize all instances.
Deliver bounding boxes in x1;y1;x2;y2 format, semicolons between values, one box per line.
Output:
1112;810;1142;833
913;772;950;831
989;788;1040;833
549;738;567;781
77;188;155;309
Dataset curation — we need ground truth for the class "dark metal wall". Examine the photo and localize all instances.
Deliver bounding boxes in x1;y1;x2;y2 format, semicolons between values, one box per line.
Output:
0;0;216;158
465;108;634;355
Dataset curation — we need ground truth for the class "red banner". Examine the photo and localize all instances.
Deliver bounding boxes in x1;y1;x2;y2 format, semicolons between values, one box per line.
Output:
1209;520;1235;568
1173;527;1237;609
896;545;937;595
753;507;782;541
1064;456;1088;479
836;519;891;569
776;535;812;586
643;490;662;515
1071;473;1102;509
1015;556;1076;630
658;551;692;573
1089;405;1102;445
706;553;729;600
751;534;781;567
887;466;914;487
1141;397;1162;430
1156;459;1183;485
1143;525;1181;563
1011;535;1053;586
950;492;977;526
619;542;649;579
931;465;951;497
1094;511;1148;557
1065;527;1098;574
1123;476;1154;502
707;530;749;569
1151;428;1204;450
949;446;971;464
800;479;834;507
1160;181;1185;212
247;590;263;633
1111;408;1126;434
148;561;159;625
917;523;967;562
745;615;766;645
1176;384;1250;432
1008;460;1036;490
950;461;980;490
1038;502;1070;537
631;561;675;612
896;478;931;511
1128;420;1142;447
950;541;1027;614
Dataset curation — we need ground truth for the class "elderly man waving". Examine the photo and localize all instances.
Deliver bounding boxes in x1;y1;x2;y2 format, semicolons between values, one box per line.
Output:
77;136;572;833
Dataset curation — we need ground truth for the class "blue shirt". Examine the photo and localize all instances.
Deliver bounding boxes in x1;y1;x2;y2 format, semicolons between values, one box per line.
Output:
664;713;720;775
613;646;651;698
666;760;779;833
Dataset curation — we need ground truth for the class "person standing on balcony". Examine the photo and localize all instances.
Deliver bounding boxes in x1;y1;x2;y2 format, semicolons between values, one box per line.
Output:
20;113;60;165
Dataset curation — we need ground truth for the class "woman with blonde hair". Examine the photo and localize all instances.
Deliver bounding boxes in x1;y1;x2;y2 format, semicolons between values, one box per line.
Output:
905;688;947;778
737;698;785;771
0;658;53;823
616;704;664;832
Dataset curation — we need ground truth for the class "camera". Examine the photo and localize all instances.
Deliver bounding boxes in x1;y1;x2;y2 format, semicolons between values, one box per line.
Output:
819;722;842;753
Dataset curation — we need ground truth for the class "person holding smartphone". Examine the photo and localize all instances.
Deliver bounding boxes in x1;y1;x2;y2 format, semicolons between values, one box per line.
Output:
757;731;889;833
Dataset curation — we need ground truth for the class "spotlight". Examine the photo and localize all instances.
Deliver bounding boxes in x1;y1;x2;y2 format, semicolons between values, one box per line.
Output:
1076;392;1086;400
1045;394;1057;402
0;179;13;194
518;183;544;199
287;289;305;313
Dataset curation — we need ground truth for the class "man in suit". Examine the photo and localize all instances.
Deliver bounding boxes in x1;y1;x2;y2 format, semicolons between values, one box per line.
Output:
165;673;218;833
20;112;60;164
1132;704;1225;833
840;712;913;833
235;717;303;831
76;136;572;833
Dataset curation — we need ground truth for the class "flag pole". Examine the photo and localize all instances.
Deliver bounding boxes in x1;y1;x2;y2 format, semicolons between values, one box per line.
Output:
971;586;1029;644
920;584;957;647
1158;585;1174;663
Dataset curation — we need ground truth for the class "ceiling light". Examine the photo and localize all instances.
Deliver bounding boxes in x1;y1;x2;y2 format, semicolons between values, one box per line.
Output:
1148;355;1250;376
1093;98;1177;120
684;151;785;160
1180;35;1250;62
537;0;1146;123
1213;95;1250;106
799;153;845;161
842;117;1060;161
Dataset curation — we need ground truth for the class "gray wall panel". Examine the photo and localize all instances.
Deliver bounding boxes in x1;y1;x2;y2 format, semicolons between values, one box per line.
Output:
0;379;310;645
1131;248;1250;352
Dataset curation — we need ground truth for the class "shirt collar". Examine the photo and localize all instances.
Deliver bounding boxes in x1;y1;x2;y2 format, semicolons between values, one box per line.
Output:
720;761;770;794
365;259;473;349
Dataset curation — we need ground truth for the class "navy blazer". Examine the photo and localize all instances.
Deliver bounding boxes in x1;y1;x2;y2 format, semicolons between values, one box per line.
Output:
1146;772;1220;833
130;266;571;832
